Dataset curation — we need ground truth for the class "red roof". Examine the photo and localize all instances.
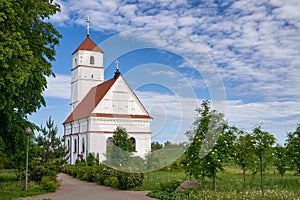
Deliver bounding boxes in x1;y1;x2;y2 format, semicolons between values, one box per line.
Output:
63;77;151;124
72;36;104;54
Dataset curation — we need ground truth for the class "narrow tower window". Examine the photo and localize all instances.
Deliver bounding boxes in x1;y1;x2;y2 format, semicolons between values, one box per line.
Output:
74;58;77;66
82;138;85;153
90;56;95;65
74;139;77;153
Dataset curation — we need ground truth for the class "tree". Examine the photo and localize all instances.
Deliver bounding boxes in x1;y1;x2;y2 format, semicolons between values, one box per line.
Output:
234;132;257;182
182;100;236;191
106;127;133;168
151;141;163;151
34;117;67;167
0;0;61;165
252;126;276;198
29;117;67;182
286;124;300;175
273;145;288;179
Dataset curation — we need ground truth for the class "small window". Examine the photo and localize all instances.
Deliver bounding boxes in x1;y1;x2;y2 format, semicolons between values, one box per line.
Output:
107;137;113;150
74;58;77;66
130;137;136;152
82;138;85;153
67;140;70;150
90;56;95;65
74;139;77;153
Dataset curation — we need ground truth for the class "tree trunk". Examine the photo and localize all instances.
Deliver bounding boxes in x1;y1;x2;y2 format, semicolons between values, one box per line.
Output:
243;168;246;182
213;169;217;192
259;149;264;199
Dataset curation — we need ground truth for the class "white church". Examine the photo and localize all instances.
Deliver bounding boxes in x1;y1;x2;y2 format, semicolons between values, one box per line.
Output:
63;34;152;165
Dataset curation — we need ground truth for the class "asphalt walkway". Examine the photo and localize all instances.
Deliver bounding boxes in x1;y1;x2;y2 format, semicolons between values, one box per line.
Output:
21;173;156;200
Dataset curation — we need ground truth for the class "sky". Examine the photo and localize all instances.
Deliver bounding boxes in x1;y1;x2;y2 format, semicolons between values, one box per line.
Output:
29;0;300;145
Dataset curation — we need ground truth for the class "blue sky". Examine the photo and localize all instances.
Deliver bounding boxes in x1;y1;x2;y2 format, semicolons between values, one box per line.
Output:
29;0;300;145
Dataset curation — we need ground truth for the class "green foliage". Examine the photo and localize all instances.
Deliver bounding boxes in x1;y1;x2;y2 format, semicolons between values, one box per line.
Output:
34;117;68;168
234;132;258;181
117;171;144;190
286;124;300;175
151;141;163;151
104;176;119;188
182;100;236;191
274;145;288;178
63;164;144;190
0;169;54;200
0;0;61;167
29;165;57;183
40;176;57;192
106;127;133;167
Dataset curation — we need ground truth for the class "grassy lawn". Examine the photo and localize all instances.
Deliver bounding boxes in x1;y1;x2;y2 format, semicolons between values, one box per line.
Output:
0;169;48;200
136;166;300;200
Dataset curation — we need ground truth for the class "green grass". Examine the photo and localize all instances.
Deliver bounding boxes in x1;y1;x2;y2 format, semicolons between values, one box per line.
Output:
134;169;188;191
0;169;48;200
136;166;300;200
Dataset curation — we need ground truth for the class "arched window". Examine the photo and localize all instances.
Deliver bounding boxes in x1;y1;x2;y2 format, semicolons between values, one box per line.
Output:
82;138;85;153
74;139;77;153
107;137;113;150
130;137;136;152
74;58;77;66
90;56;94;65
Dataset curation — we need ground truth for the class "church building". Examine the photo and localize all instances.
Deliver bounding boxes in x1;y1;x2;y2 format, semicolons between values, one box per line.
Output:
63;34;152;165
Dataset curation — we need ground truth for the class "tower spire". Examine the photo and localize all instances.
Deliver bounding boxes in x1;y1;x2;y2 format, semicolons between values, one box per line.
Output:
86;16;91;37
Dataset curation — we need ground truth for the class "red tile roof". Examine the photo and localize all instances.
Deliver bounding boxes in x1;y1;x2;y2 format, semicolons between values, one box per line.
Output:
64;78;116;124
63;77;152;124
72;36;104;54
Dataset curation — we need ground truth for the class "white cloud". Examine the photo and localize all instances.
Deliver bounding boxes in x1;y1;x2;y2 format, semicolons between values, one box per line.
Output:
44;74;71;99
48;0;300;143
137;91;300;144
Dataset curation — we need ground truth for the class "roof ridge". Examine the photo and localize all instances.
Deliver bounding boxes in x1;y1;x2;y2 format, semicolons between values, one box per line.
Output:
72;37;104;55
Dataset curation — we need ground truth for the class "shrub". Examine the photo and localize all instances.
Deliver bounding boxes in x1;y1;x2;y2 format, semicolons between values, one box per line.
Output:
40;176;57;192
29;165;57;183
104;176;119;188
117;172;144;190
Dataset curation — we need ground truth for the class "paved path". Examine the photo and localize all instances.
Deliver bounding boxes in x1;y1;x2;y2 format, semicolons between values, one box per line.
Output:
21;173;156;200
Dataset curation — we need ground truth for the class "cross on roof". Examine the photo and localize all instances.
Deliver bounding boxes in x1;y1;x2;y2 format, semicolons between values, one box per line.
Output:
86;16;91;37
115;59;119;70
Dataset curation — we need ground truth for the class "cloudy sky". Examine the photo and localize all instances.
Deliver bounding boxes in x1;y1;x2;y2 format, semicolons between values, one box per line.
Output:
29;0;300;144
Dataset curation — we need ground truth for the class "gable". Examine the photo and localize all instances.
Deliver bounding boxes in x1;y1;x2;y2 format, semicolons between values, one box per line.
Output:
93;76;150;116
64;78;116;124
64;75;151;124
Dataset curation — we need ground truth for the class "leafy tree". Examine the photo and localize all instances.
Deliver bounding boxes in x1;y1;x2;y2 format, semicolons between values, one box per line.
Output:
234;132;257;182
182;100;236;191
151;141;163;151
106;127;133;168
273;145;288;179
286;124;300;175
252;125;276;198
0;0;61;165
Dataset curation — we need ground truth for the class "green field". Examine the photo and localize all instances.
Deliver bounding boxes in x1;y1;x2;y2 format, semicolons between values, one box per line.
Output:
0;170;48;200
136;167;300;200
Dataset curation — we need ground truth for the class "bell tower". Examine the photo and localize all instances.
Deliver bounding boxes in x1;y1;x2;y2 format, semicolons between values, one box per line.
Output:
70;35;104;111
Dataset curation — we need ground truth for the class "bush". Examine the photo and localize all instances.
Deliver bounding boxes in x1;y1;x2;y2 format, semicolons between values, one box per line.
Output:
117;172;144;190
40;176;57;192
29;165;57;183
62;164;144;190
104;176;119;188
